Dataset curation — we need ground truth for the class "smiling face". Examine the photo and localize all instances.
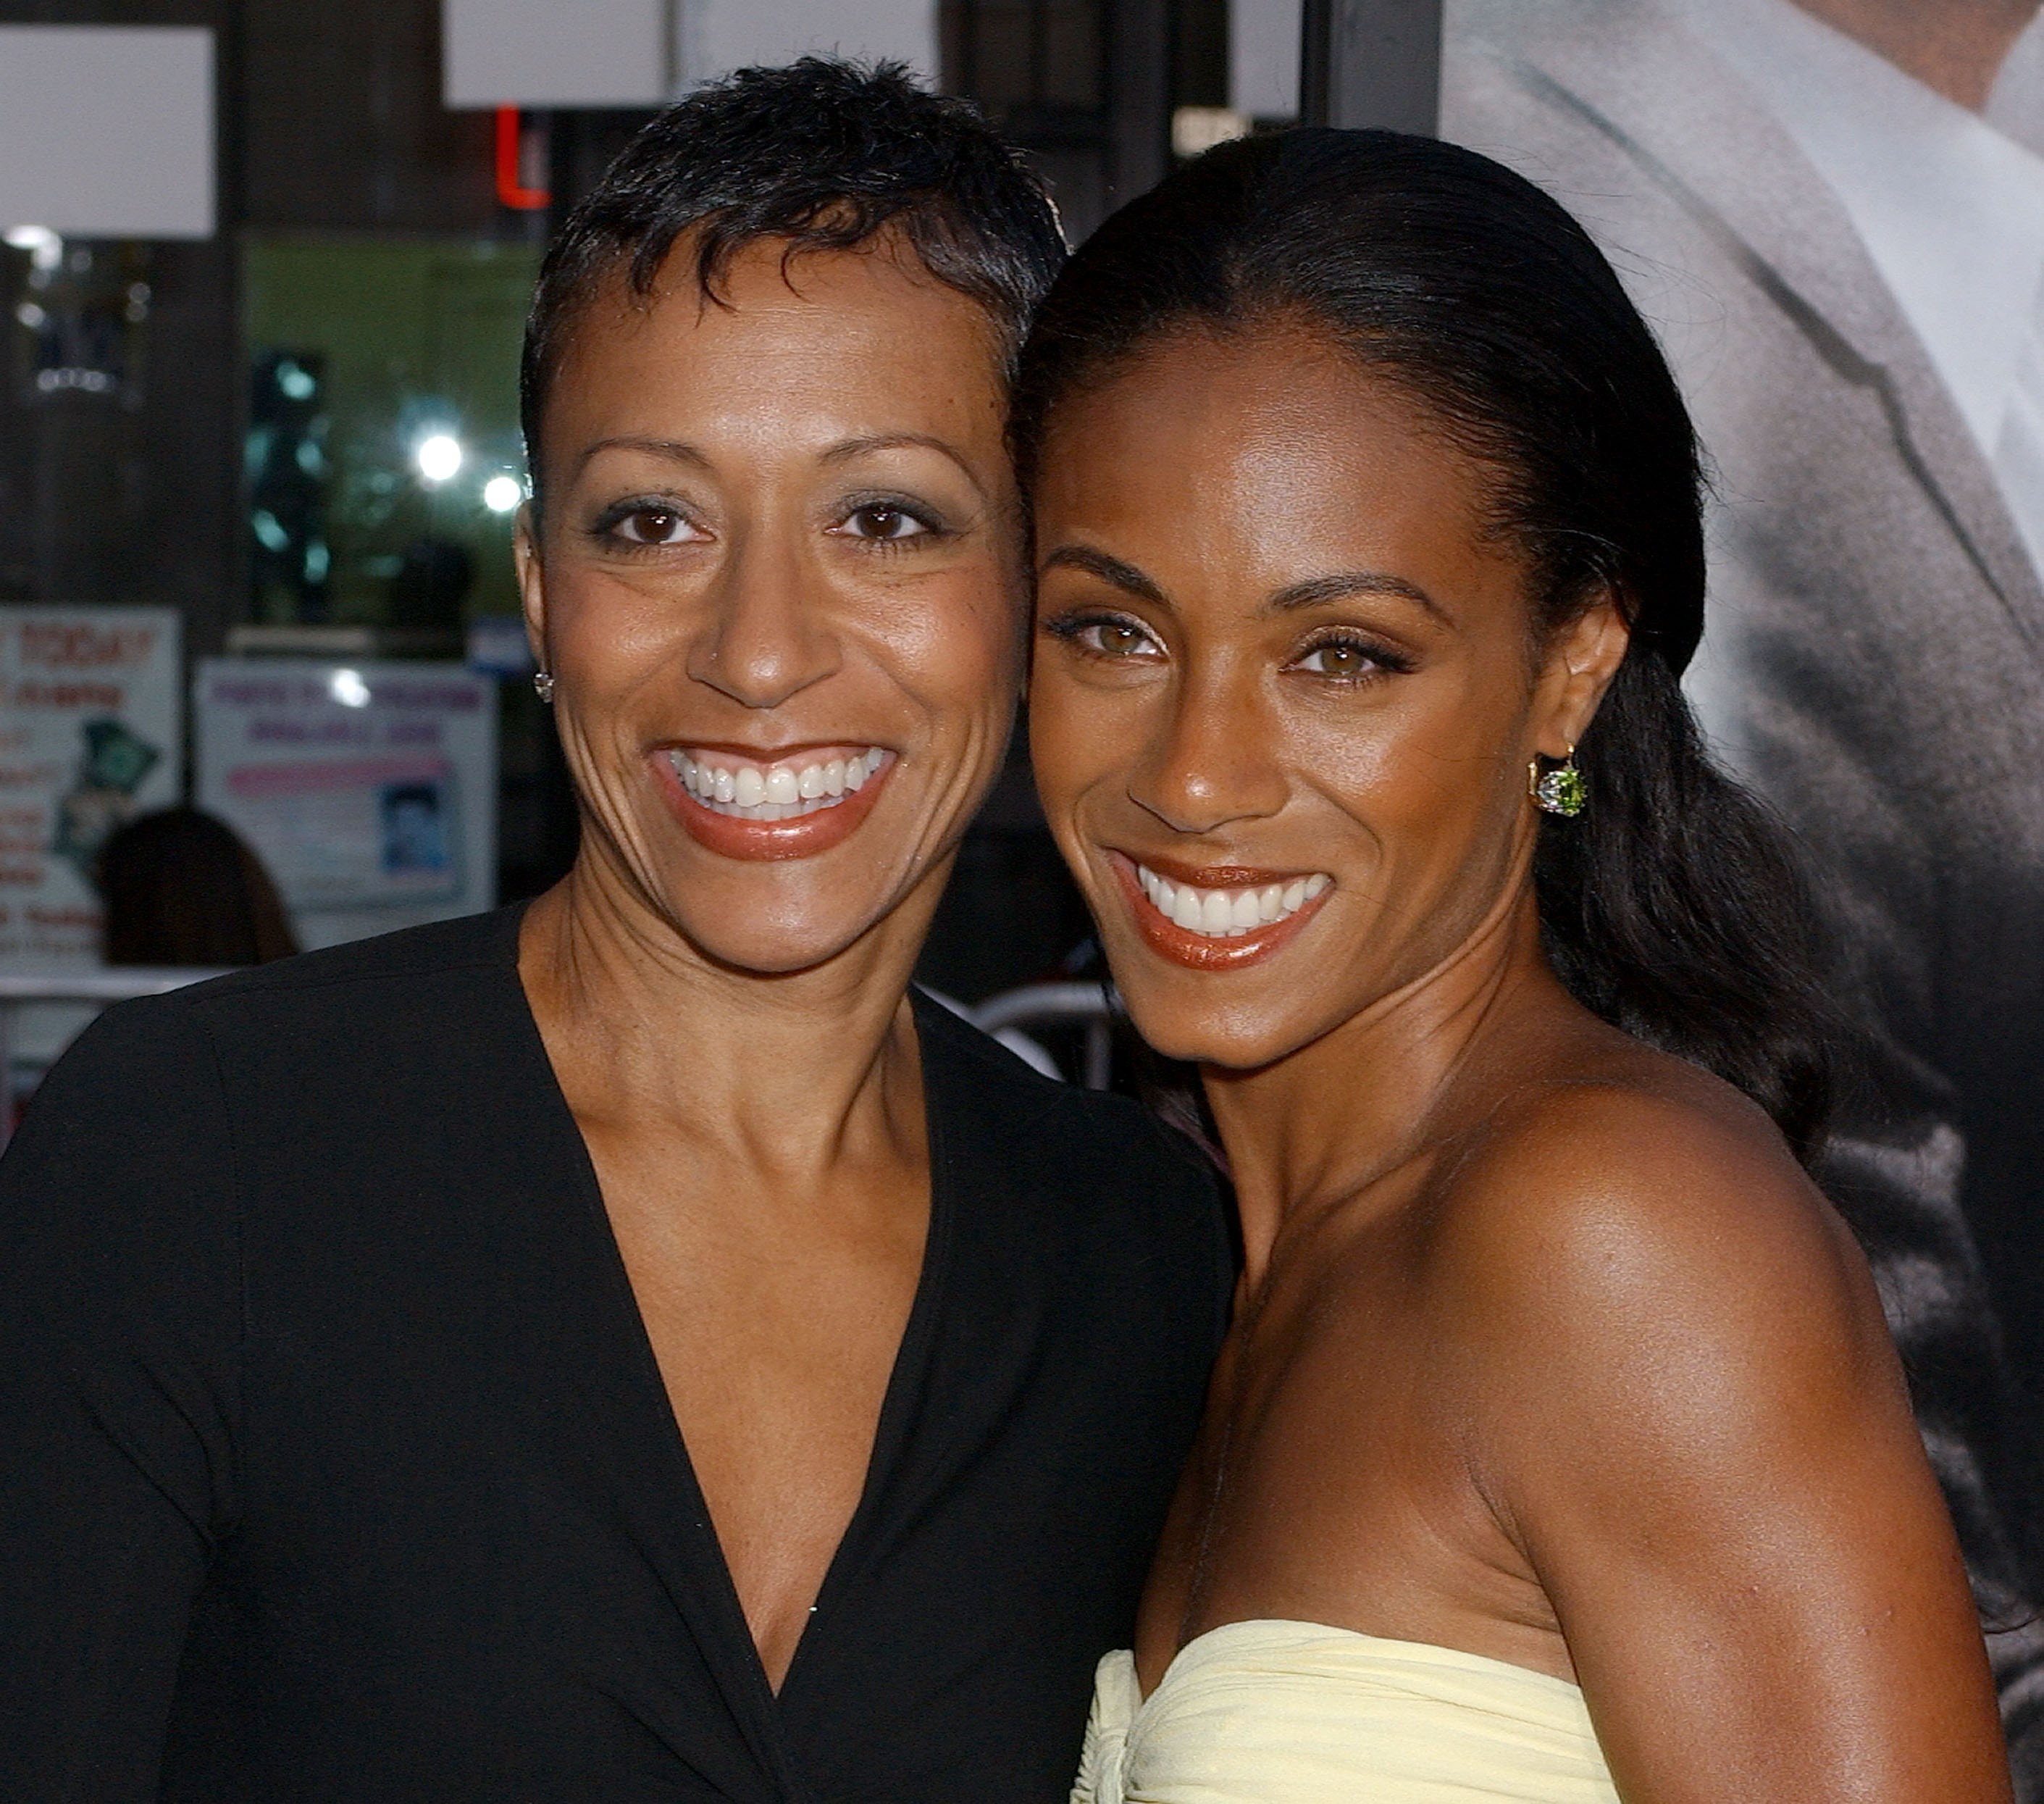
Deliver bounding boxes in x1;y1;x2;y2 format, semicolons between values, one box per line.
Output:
519;235;1024;974
1029;323;1624;1068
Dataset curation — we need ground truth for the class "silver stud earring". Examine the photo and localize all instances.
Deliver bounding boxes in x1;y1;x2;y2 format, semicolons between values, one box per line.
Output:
533;670;554;703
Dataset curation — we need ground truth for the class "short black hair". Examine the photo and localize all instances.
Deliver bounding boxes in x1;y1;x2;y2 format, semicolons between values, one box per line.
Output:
521;57;1065;496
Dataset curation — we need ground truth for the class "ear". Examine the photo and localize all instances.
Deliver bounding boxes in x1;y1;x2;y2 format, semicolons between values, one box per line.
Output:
1532;589;1630;758
514;504;548;672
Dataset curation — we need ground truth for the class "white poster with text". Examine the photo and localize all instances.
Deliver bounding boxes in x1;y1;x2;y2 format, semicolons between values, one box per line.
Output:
0;606;183;968
195;659;495;948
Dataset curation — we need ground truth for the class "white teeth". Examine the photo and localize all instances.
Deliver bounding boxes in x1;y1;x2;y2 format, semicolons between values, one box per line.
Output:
668;748;891;822
1135;864;1333;941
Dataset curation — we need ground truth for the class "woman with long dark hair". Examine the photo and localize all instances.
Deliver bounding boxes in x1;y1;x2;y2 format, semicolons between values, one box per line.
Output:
1021;128;2011;1800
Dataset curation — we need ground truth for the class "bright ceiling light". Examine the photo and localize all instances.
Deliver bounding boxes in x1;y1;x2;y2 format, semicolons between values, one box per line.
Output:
482;475;523;514
329;668;371;709
415;433;463;483
4;225;64;272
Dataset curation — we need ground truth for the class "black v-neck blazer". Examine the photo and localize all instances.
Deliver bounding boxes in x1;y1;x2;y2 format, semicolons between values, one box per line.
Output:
0;907;1231;1803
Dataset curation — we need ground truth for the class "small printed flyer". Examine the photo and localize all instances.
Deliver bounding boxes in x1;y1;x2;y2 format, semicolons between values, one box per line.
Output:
194;659;495;946
0;606;183;967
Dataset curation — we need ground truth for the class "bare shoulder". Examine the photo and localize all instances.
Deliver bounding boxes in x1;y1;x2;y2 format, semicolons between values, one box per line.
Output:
1417;1037;1896;1417
1361;1037;2003;1804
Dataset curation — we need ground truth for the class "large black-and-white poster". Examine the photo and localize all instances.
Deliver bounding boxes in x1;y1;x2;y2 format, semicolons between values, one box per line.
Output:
1441;0;2044;1781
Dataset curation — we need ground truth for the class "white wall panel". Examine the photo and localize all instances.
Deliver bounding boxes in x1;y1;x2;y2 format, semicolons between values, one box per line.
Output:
444;0;669;107
1231;0;1302;120
0;27;214;238
444;0;935;107
682;0;934;86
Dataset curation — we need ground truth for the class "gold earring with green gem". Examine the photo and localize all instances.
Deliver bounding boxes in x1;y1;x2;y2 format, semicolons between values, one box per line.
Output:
1529;744;1586;817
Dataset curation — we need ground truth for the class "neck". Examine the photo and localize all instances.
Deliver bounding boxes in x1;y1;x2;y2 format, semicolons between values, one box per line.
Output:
520;840;947;1182
1790;0;2038;110
1202;877;1562;1291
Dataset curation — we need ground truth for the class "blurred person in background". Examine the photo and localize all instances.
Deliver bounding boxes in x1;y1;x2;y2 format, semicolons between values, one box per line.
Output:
386;535;475;636
97;805;299;967
0;62;1230;1803
1446;1;2044;1782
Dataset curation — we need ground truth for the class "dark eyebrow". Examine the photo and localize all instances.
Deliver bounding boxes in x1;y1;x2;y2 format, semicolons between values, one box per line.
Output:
818;431;975;474
1039;544;1168;606
1265;571;1450;624
575;435;711;477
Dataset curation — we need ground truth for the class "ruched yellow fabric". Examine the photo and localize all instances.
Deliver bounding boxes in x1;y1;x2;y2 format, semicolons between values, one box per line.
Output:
1072;1620;1621;1804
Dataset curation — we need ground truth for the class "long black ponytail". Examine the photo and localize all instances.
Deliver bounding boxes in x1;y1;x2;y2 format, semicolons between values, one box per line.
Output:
1015;129;2044;1728
1013;127;1835;1161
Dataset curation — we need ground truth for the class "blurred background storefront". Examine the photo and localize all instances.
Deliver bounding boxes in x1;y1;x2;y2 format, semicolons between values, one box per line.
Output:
4;1;2041;1437
0;0;1343;1018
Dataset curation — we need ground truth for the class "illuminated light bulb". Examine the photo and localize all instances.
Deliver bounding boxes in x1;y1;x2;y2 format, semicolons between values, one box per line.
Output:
416;434;463;483
4;225;62;271
482;475;523;514
330;668;371;708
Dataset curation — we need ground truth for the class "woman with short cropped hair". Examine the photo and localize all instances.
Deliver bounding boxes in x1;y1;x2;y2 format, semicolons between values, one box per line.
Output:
0;62;1230;1802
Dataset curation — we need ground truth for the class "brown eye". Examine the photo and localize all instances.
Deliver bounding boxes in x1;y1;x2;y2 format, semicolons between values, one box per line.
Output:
1296;641;1379;679
616;507;695;545
1044;610;1165;661
1095;622;1150;655
842;504;929;540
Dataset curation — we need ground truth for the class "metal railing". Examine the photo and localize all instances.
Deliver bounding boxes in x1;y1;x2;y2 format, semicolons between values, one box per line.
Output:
968;980;1113;1089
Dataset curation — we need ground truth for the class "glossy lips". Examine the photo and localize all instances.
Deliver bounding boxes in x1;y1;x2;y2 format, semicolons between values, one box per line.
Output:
657;744;897;861
1111;851;1333;971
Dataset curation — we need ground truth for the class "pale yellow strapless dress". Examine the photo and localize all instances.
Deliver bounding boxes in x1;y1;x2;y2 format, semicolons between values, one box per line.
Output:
1072;1620;1622;1804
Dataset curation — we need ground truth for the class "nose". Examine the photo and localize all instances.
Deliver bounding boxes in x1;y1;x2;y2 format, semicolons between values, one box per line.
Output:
685;533;840;709
1127;664;1289;836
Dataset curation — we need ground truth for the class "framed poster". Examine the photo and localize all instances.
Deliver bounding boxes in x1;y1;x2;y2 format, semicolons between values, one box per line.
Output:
195;659;495;949
0;606;183;968
1441;7;2044;1779
0;606;183;1075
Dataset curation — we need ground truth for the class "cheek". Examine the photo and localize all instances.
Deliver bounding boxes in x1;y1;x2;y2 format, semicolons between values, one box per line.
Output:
548;569;690;685
1289;678;1527;868
876;569;1026;735
1290;709;1397;799
1025;659;1118;817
